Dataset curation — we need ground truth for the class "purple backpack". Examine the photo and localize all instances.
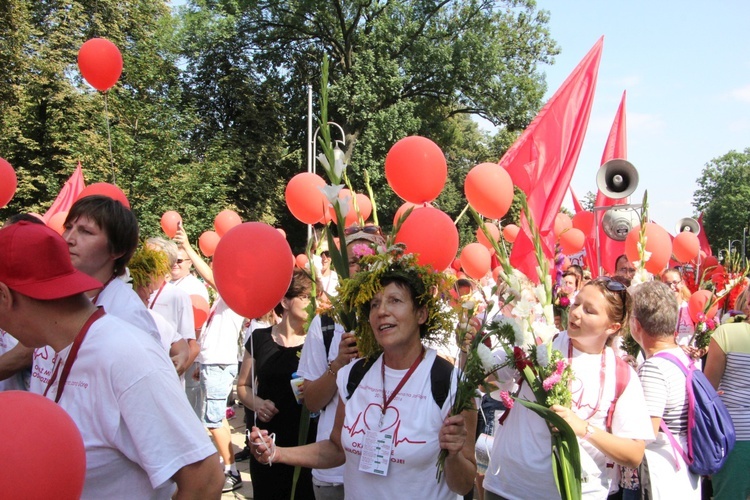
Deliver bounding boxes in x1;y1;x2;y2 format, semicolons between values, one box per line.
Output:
653;352;736;476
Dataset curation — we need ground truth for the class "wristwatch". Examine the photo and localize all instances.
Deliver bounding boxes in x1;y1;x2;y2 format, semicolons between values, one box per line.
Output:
582;423;596;441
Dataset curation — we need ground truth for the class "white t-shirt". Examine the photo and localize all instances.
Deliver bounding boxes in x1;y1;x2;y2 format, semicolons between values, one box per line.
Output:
198;297;244;365
46;314;216;499
171;273;209;303
319;270;339;297
484;331;654;499
149;283;196;341
297;314;347;484
149;310;182;352
0;329;28;392
675;302;695;345
336;348;458;499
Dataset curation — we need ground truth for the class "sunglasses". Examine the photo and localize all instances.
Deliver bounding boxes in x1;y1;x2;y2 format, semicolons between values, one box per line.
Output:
320;251;330;258
175;258;191;265
343;225;381;236
595;277;627;292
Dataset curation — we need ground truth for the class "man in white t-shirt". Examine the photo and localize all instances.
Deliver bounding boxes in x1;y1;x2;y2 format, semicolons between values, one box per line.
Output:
0;221;223;498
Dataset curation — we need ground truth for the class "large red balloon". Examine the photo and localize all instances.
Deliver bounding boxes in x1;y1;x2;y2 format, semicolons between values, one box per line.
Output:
395;207;458;270
213;223;294;319
673;231;700;263
464;162;514;219
688;290;718;322
77;38;123;92
214;209;242;237
295;254;309;269
160;211;182;238
385;136;447;204
198;230;220;257
190;294;210;329
393;201;430;227
0;391;85;499
572;211;594;236
559;227;585;255
502;224;520;243
76;182;130;208
476;223;500;249
625;223;672;274
285;173;328;224
554;213;573;238
461;243;492;280
0;157;18;208
48;211;69;235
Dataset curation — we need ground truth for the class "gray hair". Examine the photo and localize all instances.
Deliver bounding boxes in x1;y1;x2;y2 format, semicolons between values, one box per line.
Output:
146;237;179;268
631;281;679;338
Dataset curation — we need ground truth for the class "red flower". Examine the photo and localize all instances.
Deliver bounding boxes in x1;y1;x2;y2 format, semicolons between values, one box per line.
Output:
513;346;533;372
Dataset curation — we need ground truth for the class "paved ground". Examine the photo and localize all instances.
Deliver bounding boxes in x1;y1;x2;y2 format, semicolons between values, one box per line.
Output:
221;404;254;499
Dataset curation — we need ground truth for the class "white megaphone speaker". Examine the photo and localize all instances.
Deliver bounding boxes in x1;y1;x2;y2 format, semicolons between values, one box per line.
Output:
602;207;640;241
675;217;700;235
596;159;639;199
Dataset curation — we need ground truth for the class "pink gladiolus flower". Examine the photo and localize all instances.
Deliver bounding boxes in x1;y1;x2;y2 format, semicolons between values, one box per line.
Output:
499;391;514;409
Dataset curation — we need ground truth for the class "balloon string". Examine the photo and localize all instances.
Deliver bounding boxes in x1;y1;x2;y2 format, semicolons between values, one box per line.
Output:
103;92;115;184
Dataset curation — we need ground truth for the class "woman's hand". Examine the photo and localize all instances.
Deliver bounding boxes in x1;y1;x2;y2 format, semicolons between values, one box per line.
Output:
334;332;359;369
550;404;587;437
249;426;277;464
255;399;278;423
439;414;468;457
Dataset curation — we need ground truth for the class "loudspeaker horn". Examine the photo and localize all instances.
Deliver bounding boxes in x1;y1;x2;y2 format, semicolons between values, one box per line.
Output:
596;159;639;200
602;207;640;241
675;217;700;235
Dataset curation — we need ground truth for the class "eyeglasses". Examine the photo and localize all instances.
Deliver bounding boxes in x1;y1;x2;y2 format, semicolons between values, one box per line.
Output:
175;258;191;265
664;280;682;288
343;225;381;236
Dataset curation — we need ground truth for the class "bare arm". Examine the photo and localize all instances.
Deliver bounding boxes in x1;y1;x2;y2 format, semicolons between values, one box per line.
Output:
303;332;358;413
169;339;190;377
186;338;200;366
442;409;478;495
171;452;223;499
703;337;727;391
236;348;278;422
174;224;214;289
0;343;33;381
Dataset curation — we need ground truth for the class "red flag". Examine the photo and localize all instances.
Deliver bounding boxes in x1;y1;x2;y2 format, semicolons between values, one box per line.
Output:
592;90;628;277
697;213;713;256
570;187;597;273
505;37;604;281
42;162;86;223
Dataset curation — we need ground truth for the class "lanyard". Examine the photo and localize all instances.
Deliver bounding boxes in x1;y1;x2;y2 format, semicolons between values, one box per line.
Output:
91;275;116;305
148;281;166;310
380;347;424;421
568;340;607;421
44;307;105;403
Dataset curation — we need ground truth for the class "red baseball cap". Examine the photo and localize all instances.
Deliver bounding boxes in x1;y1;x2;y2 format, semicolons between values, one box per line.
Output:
0;221;103;300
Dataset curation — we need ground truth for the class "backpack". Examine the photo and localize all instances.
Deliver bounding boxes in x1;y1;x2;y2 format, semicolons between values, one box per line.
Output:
345;353;454;410
320;313;336;359
653;352;736;476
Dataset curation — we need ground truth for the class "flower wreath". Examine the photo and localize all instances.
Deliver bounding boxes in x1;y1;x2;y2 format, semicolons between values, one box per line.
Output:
330;243;455;358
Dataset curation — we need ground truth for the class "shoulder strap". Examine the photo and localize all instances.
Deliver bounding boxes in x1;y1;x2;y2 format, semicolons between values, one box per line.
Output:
651;351;696;465
605;354;631;432
346;356;379;400
430;355;455;409
320;313;336;358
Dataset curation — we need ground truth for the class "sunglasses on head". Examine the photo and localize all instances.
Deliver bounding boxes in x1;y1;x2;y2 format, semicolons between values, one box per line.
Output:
343;225;381;236
595;277;627;292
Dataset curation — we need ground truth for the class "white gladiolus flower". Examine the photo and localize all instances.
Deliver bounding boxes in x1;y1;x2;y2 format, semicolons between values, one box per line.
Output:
462;300;477;311
316;153;330;170
335;196;351;218
511;297;534;319
532;321;557;345
477;343;496;373
643;250;652;261
542;304;555;324
332;157;346;179
318;184;345;204
534;284;547;304
536;342;551;367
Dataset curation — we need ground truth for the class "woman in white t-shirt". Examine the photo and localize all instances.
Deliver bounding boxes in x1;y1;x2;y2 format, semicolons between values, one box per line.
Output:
483;278;654;499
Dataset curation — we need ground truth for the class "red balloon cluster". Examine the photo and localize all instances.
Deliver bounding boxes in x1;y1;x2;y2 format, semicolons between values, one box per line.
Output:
160;211;182;238
476;222;500;249
624;223;673;274
198;231;220;257
0;157;18;208
559;228;585;255
673;231;700;263
553;213;573;238
0;391;86;499
285;173;328;224
687;290;718;322
464;163;514;219
214;209;242;237
461;243;491;280
190;294;210;329
76;182;130;208
78;38;123;92
385;136;447;204
394;206;458;271
326;189;373;226
213;223;294;319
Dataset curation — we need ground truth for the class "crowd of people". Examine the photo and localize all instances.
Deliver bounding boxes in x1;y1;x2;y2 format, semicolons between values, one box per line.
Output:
0;197;748;500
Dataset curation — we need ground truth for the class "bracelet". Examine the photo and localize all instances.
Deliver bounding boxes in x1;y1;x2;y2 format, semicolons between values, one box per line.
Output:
327;361;337;377
582;423;595;441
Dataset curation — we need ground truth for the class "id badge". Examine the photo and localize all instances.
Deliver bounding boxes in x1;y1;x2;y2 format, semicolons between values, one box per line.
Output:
358;428;394;476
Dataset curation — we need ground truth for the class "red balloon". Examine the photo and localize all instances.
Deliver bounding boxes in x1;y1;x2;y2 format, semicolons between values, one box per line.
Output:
47;211;69;235
562;256;571;271
451;257;462;271
554;213;573;238
393;201;430;227
572;211;594;236
295;254;309;269
559;227;585;255
464;162;514;219
76;182;130;208
0;157;18;208
213;223;294;319
190;294;210;329
673;232;700;263
285;173;328;224
703;255;719;271
276;228;287;238
688;290;718;323
385;136;447;204
214;209;242;237
492;266;501;282
461;243;491;280
160;211;182;238
352;193;373;224
0;391;85;499
394;207;458;271
625;223;673;275
77;38;123;92
502;224;520;243
476;223;500;249
198;230;220;257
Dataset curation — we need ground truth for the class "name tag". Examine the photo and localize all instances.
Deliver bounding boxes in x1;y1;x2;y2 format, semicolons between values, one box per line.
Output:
358;429;394;476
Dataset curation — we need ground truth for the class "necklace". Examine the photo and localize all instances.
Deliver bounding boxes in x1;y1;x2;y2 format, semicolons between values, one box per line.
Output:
271;325;305;347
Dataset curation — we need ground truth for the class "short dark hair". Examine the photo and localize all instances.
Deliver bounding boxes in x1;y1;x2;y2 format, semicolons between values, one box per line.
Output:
65;195;139;276
5;213;45;226
274;269;313;316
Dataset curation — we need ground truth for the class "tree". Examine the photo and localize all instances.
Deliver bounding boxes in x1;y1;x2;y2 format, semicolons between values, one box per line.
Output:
693;148;750;254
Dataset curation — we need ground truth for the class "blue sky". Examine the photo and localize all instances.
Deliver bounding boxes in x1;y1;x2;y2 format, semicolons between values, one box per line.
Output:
533;1;750;235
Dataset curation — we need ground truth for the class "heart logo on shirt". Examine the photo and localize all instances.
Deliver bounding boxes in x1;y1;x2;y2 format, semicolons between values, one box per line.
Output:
362;402;399;431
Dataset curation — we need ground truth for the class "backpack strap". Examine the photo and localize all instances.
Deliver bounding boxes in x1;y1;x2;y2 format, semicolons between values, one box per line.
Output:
430;355;455;410
652;351;696;466
346;356;379;400
320;313;336;359
605;354;631;432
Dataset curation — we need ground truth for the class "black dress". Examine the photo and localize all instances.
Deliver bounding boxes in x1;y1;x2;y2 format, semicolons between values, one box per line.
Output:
247;327;316;500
